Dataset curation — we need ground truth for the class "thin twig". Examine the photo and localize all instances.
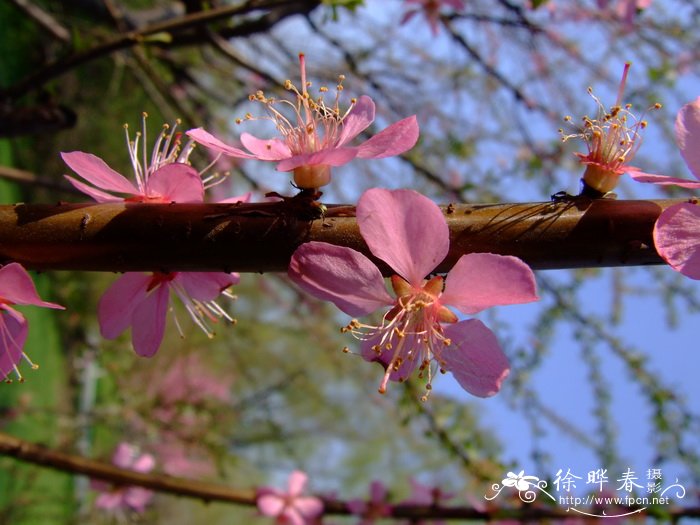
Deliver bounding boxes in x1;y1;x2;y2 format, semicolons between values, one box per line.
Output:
0;0;318;102
8;0;70;42
0;165;81;195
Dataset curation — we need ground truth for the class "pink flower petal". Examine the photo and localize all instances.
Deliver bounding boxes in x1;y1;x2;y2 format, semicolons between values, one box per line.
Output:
95;492;124;510
257;494;286;516
292;497;324;519
284;508;307;525
0;307;28;380
240;133;292;160
146;163;205;202
356;115;419;159
130;284;170;357
98;273;151;339
132;454;156;473
675;96;700;180
287;470;309;496
112;443;138;468
186;128;256;159
357;188;448;285
123;487;154;512
369;480;388;502
654;202;700;279
288;242;393;317
441;319;510;397
64;175;126;202
629;171;700;189
61;151;139;195
336;95;375;147
0;263;64;308
441;253;538;314
176;272;239;302
276;147;358;171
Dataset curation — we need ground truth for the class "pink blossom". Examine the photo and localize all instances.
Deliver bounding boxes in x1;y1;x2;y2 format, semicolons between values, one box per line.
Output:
153;437;218;478
92;443;155;513
400;479;456;525
256;470;323;525
596;0;652;28
187;54;419;191
62;115;204;203
400;0;466;35
98;271;238;357
633;96;700;279
62;116;239;355
144;354;234;478
0;263;64;382
149;353;231;406
560;63;660;195
288;188;538;398
347;481;392;524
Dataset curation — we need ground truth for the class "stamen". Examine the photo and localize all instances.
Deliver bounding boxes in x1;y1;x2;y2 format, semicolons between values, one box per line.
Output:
615;62;631;108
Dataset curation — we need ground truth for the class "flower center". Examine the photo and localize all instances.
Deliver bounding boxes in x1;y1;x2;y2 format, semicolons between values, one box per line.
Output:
559;63;661;192
146;272;176;292
341;275;457;397
240;54;354;160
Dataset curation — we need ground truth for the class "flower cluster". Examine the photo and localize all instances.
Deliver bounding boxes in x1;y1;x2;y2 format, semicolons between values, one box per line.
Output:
91;442;155;514
62;115;240;357
125;353;235;478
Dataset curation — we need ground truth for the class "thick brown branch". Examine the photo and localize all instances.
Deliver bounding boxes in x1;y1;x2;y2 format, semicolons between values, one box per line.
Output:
0;199;682;273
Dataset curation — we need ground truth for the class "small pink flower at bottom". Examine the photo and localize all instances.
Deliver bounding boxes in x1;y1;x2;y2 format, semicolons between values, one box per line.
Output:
400;0;466;35
631;96;700;278
289;188;538;399
91;443;155;514
187;53;419;191
0;263;64;382
256;471;323;525
98;271;238;357
400;479;456;525
560;63;661;195
347;481;392;525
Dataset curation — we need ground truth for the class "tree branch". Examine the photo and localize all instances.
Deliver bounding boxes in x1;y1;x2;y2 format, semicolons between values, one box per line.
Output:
2;430;699;520
0;0;320;102
0;430;255;504
0;198;681;273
